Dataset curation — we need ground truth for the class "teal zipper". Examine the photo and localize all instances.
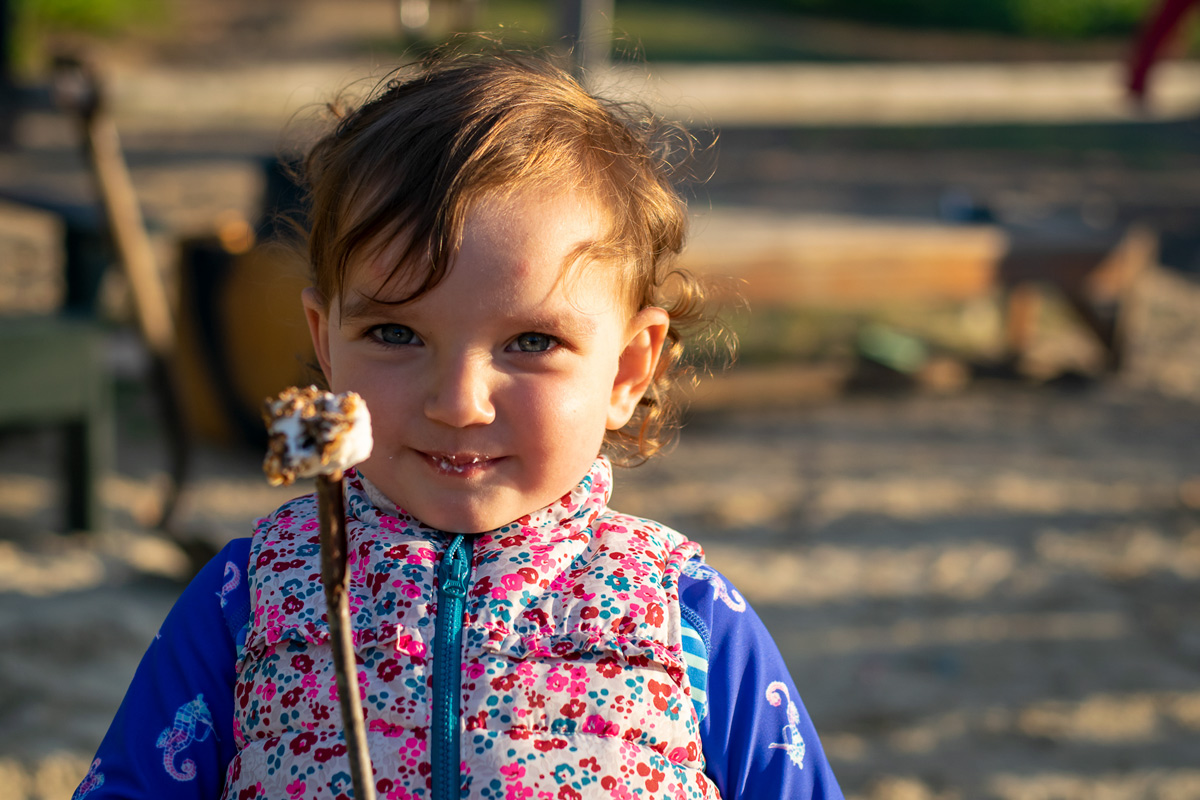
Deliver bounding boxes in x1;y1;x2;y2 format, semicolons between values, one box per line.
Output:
432;533;473;800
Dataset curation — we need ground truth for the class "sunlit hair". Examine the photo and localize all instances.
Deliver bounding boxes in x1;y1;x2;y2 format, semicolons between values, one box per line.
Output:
302;42;729;463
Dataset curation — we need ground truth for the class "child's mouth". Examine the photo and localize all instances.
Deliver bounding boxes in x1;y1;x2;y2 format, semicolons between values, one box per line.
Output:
424;452;496;476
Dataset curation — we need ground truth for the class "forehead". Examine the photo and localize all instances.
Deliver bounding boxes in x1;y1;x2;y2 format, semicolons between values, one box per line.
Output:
344;187;624;311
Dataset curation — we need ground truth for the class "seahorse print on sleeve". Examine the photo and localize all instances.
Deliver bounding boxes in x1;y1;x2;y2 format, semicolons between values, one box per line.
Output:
682;559;747;611
765;681;806;768
71;758;105;798
216;560;241;608
156;694;216;781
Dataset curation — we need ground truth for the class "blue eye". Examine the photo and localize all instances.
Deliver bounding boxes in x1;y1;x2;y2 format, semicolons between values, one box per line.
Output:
371;324;419;345
510;333;557;353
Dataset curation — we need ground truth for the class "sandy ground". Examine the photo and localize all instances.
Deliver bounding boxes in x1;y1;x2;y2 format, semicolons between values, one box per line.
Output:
4;2;1200;797
2;265;1200;800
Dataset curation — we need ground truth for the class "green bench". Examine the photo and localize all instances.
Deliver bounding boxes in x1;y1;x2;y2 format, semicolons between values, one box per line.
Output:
0;196;115;533
0;315;114;531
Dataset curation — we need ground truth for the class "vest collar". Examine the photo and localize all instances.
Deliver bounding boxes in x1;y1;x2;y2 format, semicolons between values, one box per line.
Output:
344;456;614;543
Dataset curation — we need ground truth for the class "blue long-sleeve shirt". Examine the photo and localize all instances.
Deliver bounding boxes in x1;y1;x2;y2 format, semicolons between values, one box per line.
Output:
74;539;842;799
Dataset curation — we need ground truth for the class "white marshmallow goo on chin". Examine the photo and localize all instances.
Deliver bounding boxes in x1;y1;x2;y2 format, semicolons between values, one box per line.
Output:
262;386;373;486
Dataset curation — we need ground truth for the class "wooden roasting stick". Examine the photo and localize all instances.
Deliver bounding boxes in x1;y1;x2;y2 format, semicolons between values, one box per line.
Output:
54;55;190;531
263;386;378;800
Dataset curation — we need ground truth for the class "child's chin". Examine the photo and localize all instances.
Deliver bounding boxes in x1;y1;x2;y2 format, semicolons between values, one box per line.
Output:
414;504;518;535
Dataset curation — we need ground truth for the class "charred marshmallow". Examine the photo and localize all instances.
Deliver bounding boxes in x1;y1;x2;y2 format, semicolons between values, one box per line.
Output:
262;386;373;486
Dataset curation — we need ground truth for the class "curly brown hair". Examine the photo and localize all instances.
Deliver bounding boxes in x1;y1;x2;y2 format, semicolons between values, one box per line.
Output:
301;43;726;463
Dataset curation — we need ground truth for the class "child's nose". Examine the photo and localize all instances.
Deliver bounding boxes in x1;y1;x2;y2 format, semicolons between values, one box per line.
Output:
423;354;496;428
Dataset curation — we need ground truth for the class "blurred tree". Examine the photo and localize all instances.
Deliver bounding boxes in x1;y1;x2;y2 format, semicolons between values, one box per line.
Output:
638;0;1158;39
398;0;483;42
557;0;613;75
1;0;13;146
11;0;167;72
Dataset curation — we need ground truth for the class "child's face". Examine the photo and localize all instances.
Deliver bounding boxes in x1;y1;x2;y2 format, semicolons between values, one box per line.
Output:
303;189;669;533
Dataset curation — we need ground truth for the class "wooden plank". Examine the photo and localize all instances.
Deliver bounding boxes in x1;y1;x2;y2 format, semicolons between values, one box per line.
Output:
677;209;1156;373
0;315;113;531
681;210;1008;306
55;56;189;530
0;201;66;314
0;317;103;420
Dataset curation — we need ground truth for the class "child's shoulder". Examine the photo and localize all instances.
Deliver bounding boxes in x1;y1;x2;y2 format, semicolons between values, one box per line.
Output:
595;510;700;554
595;507;705;566
252;492;321;536
676;557;748;617
190;536;254;590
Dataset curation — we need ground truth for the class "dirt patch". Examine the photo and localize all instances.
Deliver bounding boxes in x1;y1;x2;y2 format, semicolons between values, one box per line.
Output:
3;3;1200;797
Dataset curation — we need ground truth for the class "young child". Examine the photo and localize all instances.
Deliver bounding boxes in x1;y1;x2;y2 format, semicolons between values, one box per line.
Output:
75;48;843;800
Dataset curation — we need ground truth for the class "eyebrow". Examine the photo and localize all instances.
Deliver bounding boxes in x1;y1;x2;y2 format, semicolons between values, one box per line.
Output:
339;291;606;341
521;311;601;338
338;292;405;325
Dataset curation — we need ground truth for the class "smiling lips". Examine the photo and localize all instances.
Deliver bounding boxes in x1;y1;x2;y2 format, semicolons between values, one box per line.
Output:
422;451;500;477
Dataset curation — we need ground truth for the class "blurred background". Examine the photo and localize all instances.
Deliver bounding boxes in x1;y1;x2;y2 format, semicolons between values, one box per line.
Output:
2;1;1200;798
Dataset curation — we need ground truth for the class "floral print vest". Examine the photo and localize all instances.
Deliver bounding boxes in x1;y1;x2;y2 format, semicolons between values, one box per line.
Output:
223;457;720;800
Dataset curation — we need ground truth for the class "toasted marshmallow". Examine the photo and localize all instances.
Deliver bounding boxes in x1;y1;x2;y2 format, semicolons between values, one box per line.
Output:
262;386;373;486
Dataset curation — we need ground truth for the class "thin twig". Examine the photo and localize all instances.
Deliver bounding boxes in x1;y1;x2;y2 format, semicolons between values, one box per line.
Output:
316;472;377;800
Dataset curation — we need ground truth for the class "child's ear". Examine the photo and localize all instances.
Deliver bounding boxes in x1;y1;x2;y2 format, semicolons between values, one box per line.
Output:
301;287;334;384
607;307;671;430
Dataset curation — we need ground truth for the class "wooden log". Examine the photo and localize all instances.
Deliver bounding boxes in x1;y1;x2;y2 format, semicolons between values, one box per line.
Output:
681;210;1008;307
54;55;190;530
679;209;1156;372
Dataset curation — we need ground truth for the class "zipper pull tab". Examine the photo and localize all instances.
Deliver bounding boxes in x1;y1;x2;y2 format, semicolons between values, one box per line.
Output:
439;535;470;598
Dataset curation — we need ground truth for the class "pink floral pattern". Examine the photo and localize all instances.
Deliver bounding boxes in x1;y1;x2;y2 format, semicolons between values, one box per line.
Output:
222;458;718;799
